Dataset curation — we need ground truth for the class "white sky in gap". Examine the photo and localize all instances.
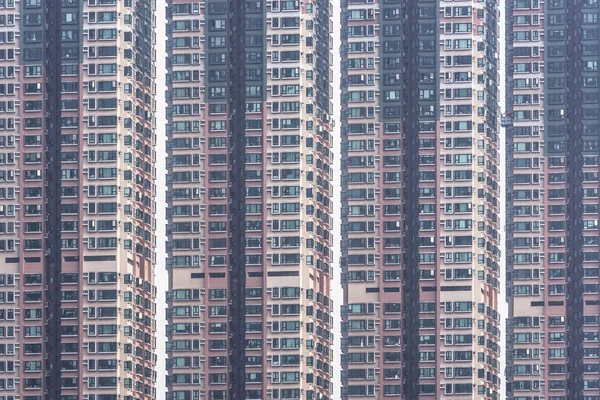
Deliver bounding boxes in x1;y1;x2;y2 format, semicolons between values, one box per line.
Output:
498;0;507;398
331;0;342;397
155;0;167;396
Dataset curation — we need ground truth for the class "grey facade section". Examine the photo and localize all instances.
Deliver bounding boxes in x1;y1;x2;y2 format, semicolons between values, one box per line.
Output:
43;0;64;396
564;1;585;398
20;0;45;64
134;0;155;81
314;0;331;115
20;0;84;65
399;0;425;394
227;0;250;397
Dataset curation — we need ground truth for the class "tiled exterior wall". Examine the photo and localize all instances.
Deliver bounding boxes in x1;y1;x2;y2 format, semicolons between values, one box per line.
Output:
165;0;334;398
506;0;600;399
340;0;501;398
0;0;158;397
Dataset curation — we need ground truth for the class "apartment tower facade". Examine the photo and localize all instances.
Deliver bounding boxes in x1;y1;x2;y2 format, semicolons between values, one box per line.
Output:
505;0;600;398
340;0;501;398
0;0;158;397
165;0;334;398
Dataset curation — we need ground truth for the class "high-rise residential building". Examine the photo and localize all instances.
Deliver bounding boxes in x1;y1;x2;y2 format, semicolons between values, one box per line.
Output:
0;0;157;397
165;0;334;398
505;0;600;399
340;0;501;397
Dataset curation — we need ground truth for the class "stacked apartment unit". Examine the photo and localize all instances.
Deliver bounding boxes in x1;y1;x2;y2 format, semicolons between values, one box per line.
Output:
340;0;502;398
0;0;158;398
165;0;334;398
505;0;600;398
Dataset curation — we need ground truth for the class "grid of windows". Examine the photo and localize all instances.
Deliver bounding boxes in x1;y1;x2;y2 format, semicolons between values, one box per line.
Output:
506;0;600;398
166;0;333;397
341;0;500;397
0;0;157;396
